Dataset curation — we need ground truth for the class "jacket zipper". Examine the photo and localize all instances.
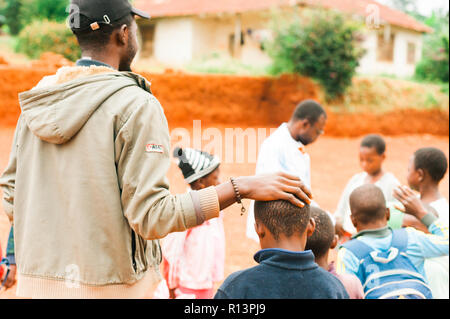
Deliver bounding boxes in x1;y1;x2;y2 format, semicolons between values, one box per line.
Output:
131;230;137;272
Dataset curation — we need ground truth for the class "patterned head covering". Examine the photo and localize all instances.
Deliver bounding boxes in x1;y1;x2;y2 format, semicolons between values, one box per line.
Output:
173;147;221;184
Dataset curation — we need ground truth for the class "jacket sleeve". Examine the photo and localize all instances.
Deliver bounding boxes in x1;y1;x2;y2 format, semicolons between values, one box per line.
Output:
0;116;22;223
115;94;220;240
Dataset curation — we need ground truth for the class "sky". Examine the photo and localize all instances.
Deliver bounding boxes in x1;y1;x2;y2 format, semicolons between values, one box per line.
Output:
376;0;449;16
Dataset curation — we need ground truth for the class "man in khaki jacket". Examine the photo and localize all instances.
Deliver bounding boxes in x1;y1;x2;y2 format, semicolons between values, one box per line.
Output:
0;0;312;299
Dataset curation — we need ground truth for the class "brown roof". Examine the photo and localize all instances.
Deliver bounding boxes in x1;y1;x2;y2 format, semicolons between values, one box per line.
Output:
134;0;433;33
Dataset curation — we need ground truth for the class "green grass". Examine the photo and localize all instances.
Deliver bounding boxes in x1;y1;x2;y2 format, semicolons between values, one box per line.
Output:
184;53;270;76
0;34;30;64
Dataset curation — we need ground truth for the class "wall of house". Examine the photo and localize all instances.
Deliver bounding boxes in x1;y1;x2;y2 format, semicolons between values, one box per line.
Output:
358;26;423;77
190;11;274;66
153;17;194;66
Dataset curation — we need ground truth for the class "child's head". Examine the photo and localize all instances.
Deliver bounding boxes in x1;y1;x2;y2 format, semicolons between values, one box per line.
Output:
349;184;390;231
173;147;221;190
254;200;315;249
359;134;386;176
305;207;338;260
407;147;448;191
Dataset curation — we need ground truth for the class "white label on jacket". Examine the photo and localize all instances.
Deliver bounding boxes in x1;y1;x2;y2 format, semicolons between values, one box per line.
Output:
146;144;164;154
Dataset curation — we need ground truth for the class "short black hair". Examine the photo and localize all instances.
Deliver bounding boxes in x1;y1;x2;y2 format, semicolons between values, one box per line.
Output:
254;200;311;241
413;147;448;183
72;14;134;51
291;100;327;125
349;184;387;225
361;134;386;155
305;207;335;258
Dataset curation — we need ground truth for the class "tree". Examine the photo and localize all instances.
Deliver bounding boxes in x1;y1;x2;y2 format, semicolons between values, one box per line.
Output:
267;9;365;100
2;0;22;35
0;0;68;35
415;10;449;83
20;0;68;23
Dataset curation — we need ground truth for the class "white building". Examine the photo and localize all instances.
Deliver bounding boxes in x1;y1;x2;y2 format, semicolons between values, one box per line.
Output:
134;0;433;77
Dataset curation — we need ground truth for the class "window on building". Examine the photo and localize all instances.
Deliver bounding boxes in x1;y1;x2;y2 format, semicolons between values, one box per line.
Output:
377;32;395;62
140;24;155;56
407;42;416;64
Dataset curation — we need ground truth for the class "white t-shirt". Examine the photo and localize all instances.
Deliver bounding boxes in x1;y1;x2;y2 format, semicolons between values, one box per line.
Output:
425;198;449;299
334;171;401;235
246;123;312;242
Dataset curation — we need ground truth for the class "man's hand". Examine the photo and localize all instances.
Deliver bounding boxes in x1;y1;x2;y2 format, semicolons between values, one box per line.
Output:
236;172;313;207
1;264;16;290
216;172;313;211
393;186;428;221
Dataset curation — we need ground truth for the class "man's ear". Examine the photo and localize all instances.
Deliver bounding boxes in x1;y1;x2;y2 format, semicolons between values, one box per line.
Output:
255;222;265;238
330;234;339;250
299;118;311;130
386;207;391;222
306;217;316;238
115;24;129;46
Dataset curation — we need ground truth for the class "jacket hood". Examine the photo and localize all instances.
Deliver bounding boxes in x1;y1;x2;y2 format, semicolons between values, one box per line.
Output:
19;66;152;145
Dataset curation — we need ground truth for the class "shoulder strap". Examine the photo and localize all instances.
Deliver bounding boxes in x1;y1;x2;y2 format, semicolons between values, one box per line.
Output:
342;239;374;260
390;228;408;252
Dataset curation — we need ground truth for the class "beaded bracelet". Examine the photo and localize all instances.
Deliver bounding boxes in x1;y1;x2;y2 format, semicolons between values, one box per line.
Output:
230;177;246;216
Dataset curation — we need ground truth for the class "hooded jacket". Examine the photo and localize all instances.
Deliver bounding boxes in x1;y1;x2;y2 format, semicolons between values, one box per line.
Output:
0;65;220;298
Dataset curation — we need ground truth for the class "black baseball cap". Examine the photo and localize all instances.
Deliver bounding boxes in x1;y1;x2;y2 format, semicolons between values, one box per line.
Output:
69;0;150;31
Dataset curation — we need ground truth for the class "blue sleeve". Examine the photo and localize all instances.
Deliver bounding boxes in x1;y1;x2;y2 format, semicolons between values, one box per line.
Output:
6;226;15;265
406;219;449;267
336;246;360;277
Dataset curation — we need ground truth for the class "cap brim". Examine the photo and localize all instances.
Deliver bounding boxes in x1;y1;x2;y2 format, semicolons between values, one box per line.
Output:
131;7;151;19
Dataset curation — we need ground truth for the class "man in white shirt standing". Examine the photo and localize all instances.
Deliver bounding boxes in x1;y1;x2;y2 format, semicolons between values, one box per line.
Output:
246;100;327;241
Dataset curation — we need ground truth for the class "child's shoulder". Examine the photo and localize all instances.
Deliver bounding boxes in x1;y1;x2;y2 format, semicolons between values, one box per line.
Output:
382;172;401;182
220;265;262;288
312;267;350;297
346;172;366;184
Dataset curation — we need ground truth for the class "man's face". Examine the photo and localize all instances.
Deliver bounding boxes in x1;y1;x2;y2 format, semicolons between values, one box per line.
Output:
295;114;327;145
119;18;139;71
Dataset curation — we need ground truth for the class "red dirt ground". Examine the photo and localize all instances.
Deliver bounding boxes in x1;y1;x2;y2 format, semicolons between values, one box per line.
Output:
0;127;448;299
1;65;448;136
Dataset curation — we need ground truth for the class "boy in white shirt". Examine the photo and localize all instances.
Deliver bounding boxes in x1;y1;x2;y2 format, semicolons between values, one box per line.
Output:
395;147;449;299
335;134;401;239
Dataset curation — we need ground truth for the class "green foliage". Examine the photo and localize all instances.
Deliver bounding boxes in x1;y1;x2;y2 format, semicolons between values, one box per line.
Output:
0;0;68;35
185;53;269;76
267;9;365;100
415;11;449;83
20;0;68;23
2;0;22;35
15;20;80;61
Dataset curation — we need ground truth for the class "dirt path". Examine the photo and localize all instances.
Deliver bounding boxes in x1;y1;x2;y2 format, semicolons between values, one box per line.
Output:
0;127;448;298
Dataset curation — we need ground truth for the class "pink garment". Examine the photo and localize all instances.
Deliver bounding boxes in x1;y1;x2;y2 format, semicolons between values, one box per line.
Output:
153;279;214;299
161;213;225;292
328;262;364;299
